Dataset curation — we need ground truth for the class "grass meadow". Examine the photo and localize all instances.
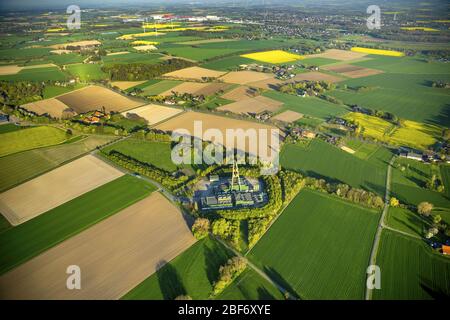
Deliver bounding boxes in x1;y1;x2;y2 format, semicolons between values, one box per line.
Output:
281;139;391;196
0;126;68;157
0;135;116;192
373;230;450;299
122;237;233;300
249;189;380;299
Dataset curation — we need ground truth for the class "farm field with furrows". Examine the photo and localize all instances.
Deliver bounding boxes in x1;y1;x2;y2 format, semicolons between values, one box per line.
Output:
0;135;117;192
0;175;156;275
102;139;180;172
373;230;450;300
0;1;449;303
280;139;390;195
0;192;196;299
248;189;380;299
0;155;124;225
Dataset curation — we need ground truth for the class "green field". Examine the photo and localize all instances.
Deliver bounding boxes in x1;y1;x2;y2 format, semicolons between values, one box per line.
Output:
0;66;67;82
281;139;391;195
161;39;296;62
122;237;233;300
102;52;163;65
249;189;380;299
441;165;450;198
162;46;240;61
140;79;182;95
0;135;116;192
0;126;68;157
263;91;349;121
217;268;284;300
0;47;51;61
43;84;85;98
102;139;179;172
49;53;84;65
0;123;22;134
0;175;156;275
66;63;108;81
391;158;450;208
301;57;339;66
385;207;426;237
330;66;450;127
373;229;450;299
344;139;382;160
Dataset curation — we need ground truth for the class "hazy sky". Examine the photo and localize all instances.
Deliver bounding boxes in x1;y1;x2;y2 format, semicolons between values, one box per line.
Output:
0;0;439;12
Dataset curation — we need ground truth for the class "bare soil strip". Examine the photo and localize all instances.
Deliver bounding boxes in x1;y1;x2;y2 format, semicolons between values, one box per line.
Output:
121;104;183;125
271;110;304;123
0;192;196;299
0;65;23;75
221;86;260;101
111;81;147;90
21;98;72;119
246;78;285;90
49;40;101;50
161;82;229;97
305;49;368;61
155;111;283;155
292;71;344;83
322;64;384;78
219;71;274;85
218;96;283;115
163;66;226;80
56;85;144;113
0;155;123;226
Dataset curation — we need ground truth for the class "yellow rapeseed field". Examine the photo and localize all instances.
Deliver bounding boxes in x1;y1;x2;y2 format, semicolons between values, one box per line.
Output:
131;40;159;45
351;47;405;57
142;23;180;29
47;28;65;32
241;50;304;64
116;32;165;40
401;27;439;32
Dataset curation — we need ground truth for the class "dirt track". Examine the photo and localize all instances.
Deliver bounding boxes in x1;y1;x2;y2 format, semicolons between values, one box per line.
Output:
0;192;196;299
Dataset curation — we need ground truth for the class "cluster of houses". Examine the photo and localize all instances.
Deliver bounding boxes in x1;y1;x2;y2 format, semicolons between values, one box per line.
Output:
290;127;317;140
327;117;357;131
398;147;450;164
82;110;110;125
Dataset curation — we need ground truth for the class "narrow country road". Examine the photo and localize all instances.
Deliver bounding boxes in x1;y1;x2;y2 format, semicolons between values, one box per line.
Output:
214;236;297;300
365;156;395;300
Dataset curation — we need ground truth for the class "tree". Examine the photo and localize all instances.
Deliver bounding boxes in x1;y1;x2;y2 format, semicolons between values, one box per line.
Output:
212;257;247;296
389;197;399;207
433;214;442;225
191;218;210;240
417;202;433;216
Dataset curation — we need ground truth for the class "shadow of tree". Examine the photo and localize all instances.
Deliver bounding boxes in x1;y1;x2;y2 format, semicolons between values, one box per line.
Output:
263;266;301;299
156;260;186;300
257;286;277;300
419;276;450;300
